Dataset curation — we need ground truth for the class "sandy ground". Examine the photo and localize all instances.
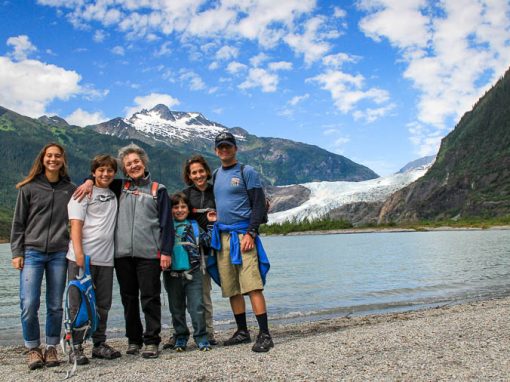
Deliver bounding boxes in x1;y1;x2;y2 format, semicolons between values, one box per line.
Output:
1;297;509;381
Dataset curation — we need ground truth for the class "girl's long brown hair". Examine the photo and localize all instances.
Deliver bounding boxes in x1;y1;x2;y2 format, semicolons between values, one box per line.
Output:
16;142;69;189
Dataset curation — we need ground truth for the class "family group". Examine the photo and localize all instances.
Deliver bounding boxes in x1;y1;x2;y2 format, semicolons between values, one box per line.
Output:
10;131;274;371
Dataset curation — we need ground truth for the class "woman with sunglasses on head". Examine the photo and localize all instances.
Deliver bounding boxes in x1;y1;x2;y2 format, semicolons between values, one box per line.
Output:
10;142;76;370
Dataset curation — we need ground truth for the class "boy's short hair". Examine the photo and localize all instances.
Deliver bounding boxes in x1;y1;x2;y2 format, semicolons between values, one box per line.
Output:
90;154;118;173
170;192;190;209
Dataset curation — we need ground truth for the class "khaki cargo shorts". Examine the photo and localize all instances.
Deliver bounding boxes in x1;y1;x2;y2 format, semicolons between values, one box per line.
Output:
217;232;264;297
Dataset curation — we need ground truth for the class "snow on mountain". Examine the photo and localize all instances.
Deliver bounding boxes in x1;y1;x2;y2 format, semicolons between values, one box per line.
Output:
268;164;431;224
125;104;244;144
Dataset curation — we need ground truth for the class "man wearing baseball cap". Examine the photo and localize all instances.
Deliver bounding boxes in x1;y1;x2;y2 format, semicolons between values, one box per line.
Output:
209;131;273;352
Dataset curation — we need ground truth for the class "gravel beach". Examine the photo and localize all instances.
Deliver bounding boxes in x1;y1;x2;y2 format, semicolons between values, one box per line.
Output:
1;297;509;381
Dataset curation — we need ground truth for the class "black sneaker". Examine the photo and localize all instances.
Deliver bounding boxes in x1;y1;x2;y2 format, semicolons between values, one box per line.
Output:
252;332;274;352
223;329;251;346
92;343;121;359
162;335;176;350
69;345;89;365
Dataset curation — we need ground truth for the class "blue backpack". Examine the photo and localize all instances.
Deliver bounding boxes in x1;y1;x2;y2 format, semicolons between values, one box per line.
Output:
62;256;99;344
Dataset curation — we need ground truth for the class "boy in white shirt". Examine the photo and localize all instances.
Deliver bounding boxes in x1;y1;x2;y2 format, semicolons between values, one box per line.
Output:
66;154;121;364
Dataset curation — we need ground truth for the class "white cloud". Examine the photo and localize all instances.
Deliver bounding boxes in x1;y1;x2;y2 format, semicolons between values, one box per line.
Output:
226;61;247;74
268;61;293;71
250;53;269;67
284;16;333;65
65;108;108;126
112;45;125;55
239;67;279;92
322;53;358;69
333;7;347;18
93;29;107;43
215;45;238;61
7;35;37;61
208;62;219;70
289;93;309;106
39;0;320;61
309;70;391;121
154;41;171;56
124;92;180;117
0;56;82;117
358;0;510;153
179;69;206;91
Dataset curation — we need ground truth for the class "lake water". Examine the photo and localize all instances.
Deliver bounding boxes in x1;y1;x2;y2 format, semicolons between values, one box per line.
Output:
1;229;510;346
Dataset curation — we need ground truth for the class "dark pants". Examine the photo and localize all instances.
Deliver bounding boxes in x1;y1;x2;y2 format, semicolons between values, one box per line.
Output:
163;269;207;344
115;257;162;346
67;261;114;345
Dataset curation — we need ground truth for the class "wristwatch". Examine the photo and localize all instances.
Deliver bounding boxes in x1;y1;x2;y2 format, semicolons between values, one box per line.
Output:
247;230;257;239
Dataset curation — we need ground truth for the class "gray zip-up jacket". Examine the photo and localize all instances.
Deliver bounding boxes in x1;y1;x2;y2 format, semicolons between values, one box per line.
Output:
115;172;173;259
10;173;76;258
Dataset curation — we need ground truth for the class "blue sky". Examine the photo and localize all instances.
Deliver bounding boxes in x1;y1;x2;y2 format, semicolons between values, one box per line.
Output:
1;1;509;175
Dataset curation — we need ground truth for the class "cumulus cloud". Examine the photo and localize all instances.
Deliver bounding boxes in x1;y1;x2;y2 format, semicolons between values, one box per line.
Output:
65;108;108;126
284;16;334;65
288;93;310;106
124;92;180;117
37;1;320;63
179;69;206;91
112;45;125;55
358;0;510;154
154;41;171;57
93;30;107;43
0;56;82;117
216;45;239;61
268;61;293;71
7;35;37;61
226;61;247;74
309;70;391;121
239;68;278;92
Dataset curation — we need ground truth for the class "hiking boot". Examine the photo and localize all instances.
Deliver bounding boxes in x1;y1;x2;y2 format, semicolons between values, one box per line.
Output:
223;329;251;346
92;343;121;360
252;332;274;353
162;335;176;350
44;345;60;367
141;344;159;359
198;340;211;352
126;343;141;355
27;347;44;370
174;337;188;352
208;334;218;346
69;345;89;365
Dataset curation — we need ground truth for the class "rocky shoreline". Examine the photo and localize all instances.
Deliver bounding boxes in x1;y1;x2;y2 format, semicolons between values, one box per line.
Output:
1;296;509;381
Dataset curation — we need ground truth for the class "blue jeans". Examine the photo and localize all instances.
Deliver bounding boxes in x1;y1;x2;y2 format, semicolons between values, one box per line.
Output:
163;269;207;344
20;249;67;348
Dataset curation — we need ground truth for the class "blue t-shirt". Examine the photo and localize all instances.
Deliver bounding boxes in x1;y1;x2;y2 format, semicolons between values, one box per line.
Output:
214;163;262;225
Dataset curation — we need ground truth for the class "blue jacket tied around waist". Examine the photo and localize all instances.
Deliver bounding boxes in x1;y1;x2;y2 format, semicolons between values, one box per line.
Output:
208;221;270;287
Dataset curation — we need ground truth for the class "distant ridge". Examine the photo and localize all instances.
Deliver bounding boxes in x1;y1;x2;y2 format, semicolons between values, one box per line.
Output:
379;66;510;222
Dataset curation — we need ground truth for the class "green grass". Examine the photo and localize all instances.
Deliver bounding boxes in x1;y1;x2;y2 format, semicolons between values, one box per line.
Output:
260;215;510;235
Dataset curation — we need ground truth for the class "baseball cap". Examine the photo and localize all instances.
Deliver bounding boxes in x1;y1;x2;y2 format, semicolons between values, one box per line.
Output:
215;131;237;148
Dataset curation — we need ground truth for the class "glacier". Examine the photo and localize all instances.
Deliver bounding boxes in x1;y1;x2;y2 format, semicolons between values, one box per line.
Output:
268;165;431;224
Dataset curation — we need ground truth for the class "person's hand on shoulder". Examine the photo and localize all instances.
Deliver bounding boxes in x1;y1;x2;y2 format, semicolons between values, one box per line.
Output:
206;210;217;222
73;179;94;202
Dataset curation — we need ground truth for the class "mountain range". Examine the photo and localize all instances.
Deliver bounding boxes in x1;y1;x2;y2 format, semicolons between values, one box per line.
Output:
85;104;378;184
0;104;378;239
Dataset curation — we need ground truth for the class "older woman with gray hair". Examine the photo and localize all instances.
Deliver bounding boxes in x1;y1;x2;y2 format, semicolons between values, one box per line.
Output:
74;143;173;359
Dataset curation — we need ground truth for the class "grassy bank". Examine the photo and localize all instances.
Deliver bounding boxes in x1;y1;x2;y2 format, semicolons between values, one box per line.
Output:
260;215;510;235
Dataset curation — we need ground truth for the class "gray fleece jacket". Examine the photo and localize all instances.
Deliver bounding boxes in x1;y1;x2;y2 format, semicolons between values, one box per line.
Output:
10;173;76;258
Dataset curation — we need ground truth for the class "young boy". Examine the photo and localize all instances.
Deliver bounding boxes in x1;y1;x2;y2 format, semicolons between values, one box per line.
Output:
66;154;121;364
163;192;216;352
